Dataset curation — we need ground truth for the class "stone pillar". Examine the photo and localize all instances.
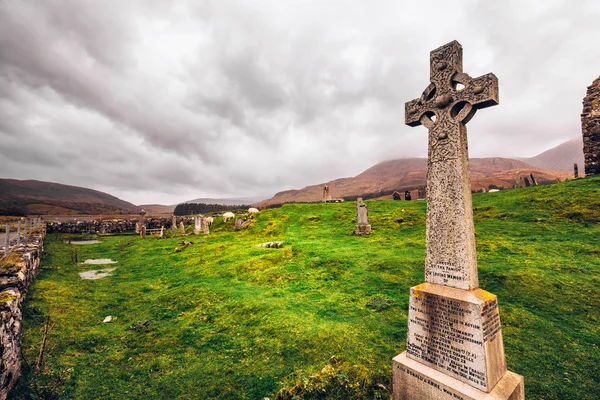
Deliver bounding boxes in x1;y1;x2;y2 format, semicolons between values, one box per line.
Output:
172;215;177;230
529;173;537;186
354;198;371;235
581;76;600;176
179;221;185;234
160;226;164;238
140;225;146;239
574;163;579;179
397;40;523;400
194;216;202;235
16;221;21;246
201;216;210;235
4;224;9;257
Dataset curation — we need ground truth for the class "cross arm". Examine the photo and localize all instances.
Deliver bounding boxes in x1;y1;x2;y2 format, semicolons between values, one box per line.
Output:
455;72;499;110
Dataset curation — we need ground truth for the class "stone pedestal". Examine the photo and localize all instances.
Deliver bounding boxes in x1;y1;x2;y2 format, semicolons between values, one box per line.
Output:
393;283;523;400
393;353;524;400
354;224;371;235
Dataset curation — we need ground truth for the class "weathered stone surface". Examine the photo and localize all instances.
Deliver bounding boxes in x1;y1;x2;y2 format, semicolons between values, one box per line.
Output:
406;283;506;392
179;222;185;234
396;40;522;400
405;40;498;291
354;198;371;235
581;76;600;176
393;353;524;400
323;185;332;202
574;163;579;178
194;216;202;235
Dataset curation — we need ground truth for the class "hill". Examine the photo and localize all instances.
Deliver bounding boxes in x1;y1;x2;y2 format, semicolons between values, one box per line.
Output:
15;176;600;399
0;179;137;216
519;137;584;172
258;157;570;206
184;196;265;205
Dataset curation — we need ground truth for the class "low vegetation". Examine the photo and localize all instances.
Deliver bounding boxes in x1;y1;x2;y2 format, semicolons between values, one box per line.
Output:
11;177;600;399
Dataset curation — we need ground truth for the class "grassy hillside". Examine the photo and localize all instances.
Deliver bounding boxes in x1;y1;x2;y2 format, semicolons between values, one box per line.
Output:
0;179;138;215
12;177;600;399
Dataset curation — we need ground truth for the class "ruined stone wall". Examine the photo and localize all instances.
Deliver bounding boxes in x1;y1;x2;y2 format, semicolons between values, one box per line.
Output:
0;231;45;400
582;76;600;175
46;218;173;234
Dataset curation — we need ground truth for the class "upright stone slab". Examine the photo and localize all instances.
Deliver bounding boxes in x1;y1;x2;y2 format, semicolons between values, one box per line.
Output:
201;216;210;235
529;173;537;186
581;76;600;176
323;185;332;202
394;41;523;400
194;216;202;235
172;215;177;230
16;221;21;246
179;222;185;234
354;198;371;235
574;163;579;179
3;224;9;257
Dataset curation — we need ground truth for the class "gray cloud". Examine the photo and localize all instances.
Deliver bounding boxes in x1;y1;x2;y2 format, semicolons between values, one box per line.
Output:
1;0;599;205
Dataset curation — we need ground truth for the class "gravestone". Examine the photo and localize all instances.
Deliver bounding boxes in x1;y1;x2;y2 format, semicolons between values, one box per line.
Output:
581;76;600;175
529;173;537;186
172;215;177;230
393;191;402;200
323;185;332;202
394;40;524;400
16;220;21;246
138;210;147;237
234;218;249;231
194;216;202;235
139;225;146;239
353;198;371;235
179;222;185;234
523;176;531;187
201;216;210;235
514;171;521;188
404;190;412;201
574;163;579;179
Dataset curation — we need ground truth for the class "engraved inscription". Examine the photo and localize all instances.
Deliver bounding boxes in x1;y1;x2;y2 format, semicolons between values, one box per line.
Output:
482;299;501;343
407;291;488;391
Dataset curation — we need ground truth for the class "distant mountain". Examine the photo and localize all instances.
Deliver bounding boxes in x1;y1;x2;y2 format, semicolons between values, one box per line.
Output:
519;137;584;172
257;157;571;206
0;179;137;216
183;196;265;206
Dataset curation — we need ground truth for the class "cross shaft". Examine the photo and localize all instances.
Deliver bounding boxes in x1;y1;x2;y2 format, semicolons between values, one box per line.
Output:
404;41;499;290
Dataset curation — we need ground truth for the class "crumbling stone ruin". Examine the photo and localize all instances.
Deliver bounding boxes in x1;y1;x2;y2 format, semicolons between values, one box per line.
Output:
582;76;600;175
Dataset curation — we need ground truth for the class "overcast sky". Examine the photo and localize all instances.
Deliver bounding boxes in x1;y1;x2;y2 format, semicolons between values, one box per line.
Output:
1;0;598;205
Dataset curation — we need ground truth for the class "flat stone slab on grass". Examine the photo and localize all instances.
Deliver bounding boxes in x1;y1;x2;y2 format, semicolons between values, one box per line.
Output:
81;259;117;265
256;241;283;248
66;240;102;245
79;268;116;280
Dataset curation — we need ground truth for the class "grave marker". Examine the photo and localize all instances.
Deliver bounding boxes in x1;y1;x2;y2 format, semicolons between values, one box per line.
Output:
353;198;371;235
3;224;9;257
394;40;523;400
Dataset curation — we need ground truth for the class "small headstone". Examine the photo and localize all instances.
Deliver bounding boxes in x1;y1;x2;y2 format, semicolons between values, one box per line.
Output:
396;40;523;400
393;191;402;200
194;216;202;235
201;216;210;235
574;163;579;179
523;176;531;187
172;215;177;230
353;198;371;235
135;222;140;234
234;218;248;231
404;190;412;201
16;220;21;246
140;225;146;239
179;221;185;234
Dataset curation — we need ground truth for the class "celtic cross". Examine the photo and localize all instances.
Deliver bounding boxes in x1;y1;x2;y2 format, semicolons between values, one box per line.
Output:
405;41;499;290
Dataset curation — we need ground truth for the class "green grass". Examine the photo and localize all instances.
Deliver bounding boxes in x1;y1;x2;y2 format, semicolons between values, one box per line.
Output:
12;177;600;399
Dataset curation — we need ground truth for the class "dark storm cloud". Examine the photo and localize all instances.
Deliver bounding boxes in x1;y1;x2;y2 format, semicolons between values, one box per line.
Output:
1;0;599;204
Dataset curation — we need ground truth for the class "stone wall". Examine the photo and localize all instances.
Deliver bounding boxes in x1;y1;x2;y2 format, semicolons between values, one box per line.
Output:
582;76;600;175
0;231;45;400
46;218;173;234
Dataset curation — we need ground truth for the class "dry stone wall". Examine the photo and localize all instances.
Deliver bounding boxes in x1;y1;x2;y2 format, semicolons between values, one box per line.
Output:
46;218;172;234
582;76;600;175
0;231;45;400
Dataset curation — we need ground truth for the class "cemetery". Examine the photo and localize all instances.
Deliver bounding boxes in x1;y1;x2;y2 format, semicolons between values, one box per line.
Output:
7;175;600;399
1;3;599;398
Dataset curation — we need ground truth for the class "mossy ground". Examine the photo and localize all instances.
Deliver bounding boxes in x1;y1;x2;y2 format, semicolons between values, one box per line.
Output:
12;177;600;399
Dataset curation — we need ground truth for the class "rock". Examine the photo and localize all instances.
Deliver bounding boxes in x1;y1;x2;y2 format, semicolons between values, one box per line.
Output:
103;316;112;323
